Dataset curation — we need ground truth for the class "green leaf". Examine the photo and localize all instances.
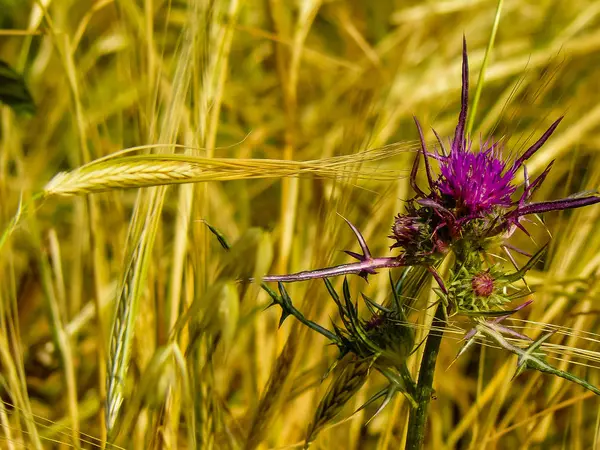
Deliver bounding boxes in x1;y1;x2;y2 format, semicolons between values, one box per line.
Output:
203;221;231;250
0;60;36;115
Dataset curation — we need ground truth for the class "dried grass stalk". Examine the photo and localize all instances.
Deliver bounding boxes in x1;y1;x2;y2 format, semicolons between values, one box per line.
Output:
43;149;412;196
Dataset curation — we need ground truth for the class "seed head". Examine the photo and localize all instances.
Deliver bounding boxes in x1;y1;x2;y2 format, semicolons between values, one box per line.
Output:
471;271;495;297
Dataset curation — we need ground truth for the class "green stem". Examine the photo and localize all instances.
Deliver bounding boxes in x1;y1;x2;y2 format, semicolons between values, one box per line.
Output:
405;303;447;450
465;0;504;136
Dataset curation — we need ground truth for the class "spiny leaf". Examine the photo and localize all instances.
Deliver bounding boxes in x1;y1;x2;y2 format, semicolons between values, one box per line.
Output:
261;283;339;342
323;278;340;304
277;283;294;328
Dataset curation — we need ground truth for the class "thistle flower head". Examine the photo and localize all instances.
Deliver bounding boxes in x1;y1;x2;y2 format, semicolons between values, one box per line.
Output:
437;141;516;217
258;37;600;287
405;37;600;252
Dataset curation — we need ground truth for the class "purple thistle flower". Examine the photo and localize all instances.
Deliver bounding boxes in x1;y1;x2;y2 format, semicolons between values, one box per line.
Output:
412;37;600;234
257;37;600;285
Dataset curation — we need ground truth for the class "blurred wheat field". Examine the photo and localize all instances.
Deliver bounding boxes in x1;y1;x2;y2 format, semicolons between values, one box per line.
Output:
2;0;600;448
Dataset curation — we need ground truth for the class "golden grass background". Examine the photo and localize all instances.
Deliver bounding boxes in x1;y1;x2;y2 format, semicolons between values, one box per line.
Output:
2;0;600;448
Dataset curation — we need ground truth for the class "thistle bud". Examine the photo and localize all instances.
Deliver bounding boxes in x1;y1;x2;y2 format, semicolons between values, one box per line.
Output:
389;214;422;250
471;271;494;297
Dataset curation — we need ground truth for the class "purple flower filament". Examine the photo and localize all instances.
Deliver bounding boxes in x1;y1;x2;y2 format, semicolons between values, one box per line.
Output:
437;141;516;217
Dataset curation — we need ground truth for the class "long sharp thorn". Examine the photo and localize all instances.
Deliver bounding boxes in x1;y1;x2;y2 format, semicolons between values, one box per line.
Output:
526;330;555;354
375;388;397;418
414;116;435;189
428;266;448;295
513;117;563;170
515;331;555;370
523;164;530;192
344;250;363;261
513;220;531;237
448;333;479;369
410;147;426;197
362;293;392;313
452;35;469;152
501;245;520;272
432;127;448;157
355;387;388;416
337;212;371;259
509;195;600;219
522;161;554;203
512;331;555;379
492;299;534;324
502;243;532;258
490;323;533;341
532;161;554;190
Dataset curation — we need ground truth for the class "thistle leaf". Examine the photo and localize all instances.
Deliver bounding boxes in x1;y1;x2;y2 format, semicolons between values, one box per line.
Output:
277;283;294;327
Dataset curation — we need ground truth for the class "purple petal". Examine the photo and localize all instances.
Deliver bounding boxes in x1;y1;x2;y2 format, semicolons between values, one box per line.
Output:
437;142;516;215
